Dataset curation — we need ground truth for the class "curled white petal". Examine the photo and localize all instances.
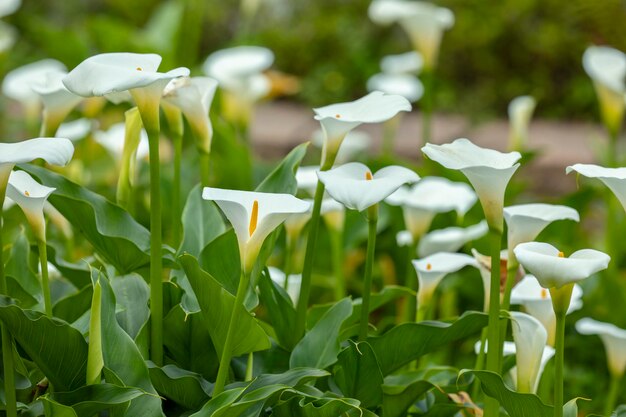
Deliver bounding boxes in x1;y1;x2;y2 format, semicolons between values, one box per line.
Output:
2;59;66;105
412;252;477;307
576;318;626;377
418;220;488;257
566;164;626;212
504;203;579;249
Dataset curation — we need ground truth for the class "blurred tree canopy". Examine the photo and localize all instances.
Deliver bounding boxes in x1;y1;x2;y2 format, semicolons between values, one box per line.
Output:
2;0;626;120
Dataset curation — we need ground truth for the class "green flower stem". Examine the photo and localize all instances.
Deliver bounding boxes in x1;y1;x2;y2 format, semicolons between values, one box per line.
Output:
471;327;489;400
483;228;503;417
0;185;17;417
294;152;337;340
421;69;434;145
37;240;52;317
605;373;622;416
359;205;378;341
199;152;211;187
171;130;183;247
550;283;573;417
498;252;519;365
245;352;254;382
214;270;252;396
415;303;428;323
404;241;418;323
147;127;164;366
283;240;293;291
329;228;345;301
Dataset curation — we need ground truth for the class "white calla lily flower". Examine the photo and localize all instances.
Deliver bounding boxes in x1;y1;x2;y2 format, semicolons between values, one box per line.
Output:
0;0;20;17
510;311;550;393
55;118;92;142
202;188;311;273
0;137;74;183
380;51;423;75
511;274;583;346
94;123;149;162
163;76;218;154
418;220;488;257
422;138;521;232
6;170;55;242
566;164;626;211
2;59;67;118
513;242;610;289
32;70;83;136
367;73;424;103
396;230;414;247
576;318;626;377
504;203;579;251
268;266;301;306
314;92;411;166
317;162;419;212
412;252;477;308
508;95;536;151
582;46;626;136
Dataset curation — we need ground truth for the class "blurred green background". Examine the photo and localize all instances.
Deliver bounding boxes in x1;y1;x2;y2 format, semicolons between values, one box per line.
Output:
3;0;626;120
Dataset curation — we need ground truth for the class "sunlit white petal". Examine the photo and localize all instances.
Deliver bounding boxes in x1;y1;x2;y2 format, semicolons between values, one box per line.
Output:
566;164;626;212
504;203;579;250
412;252;477;306
6;170;55;241
418;220;488;257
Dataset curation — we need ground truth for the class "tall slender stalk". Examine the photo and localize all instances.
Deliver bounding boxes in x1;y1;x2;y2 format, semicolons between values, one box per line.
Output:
471;328;489;399
404;241;418;323
498;253;518;365
199;152;211;187
147;128;163;366
171;130;183;247
329;228;345;301
214;270;251;396
605;374;621;416
550;283;573;417
483;228;502;417
359;205;378;341
0;186;17;417
294;153;337;340
37;240;52;317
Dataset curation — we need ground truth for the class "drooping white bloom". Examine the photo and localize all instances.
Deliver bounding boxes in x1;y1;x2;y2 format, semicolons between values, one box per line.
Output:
369;0;454;70
202;188;311;273
268;266;301;306
422;138;521;232
314;92;411;166
6;170;55;242
576;318;626;377
513;242;610;289
163;76;218;154
566;164;626;212
508;95;536;151
56;118;92;142
380;51;423;74
511;274;583;346
0;137;74;182
32;69;83;135
386;176;478;241
412;252;477;307
93;123;149;161
2;59;67;117
418;220;488;257
510;312;550;393
367;73;424;103
504;203;579;252
582;46;626;136
317;162;419;212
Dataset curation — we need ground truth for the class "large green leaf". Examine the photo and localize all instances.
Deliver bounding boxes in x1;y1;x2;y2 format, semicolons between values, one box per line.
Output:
198;229;240;296
53;285;93;324
257;269;298;350
272;391;365;417
5;229;41;306
333;341;384;409
110;273;150;340
179;183;226;257
40;383;146;417
0;296;87;391
255;142;309;194
21;163;173;274
367;311;488;375
468;370;552;417
148;362;212;410
96;271;163;416
163;305;218;380
290;298;353;369
179;254;271;358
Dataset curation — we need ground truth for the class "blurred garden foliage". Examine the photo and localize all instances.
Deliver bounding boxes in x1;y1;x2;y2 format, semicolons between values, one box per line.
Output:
3;0;626;120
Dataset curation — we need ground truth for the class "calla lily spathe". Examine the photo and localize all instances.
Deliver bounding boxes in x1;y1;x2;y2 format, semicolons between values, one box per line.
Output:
418;220;488;257
94;123;149;162
566;164;626;211
582;46;626;137
32;70;83;136
513;242;610;289
422;138;521;232
508;95;536;151
412;252;477;308
163;76;218;154
0;137;74;182
504;203;579;251
5;170;54;242
510;311;550;393
202;188;311;273
314;92;411;166
380;51;423;74
386;176;478;241
367;73;424;103
576;318;626;377
317;162;419;212
56;118;92;142
511;274;583;346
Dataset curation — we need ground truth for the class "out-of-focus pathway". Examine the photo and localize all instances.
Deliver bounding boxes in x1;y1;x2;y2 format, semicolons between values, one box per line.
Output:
250;102;607;195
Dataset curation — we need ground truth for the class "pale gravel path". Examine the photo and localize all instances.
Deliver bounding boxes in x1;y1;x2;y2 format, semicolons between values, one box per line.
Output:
250;102;607;195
